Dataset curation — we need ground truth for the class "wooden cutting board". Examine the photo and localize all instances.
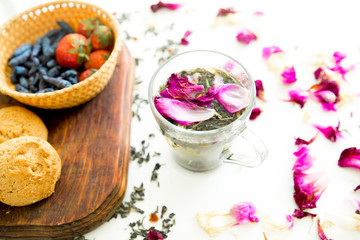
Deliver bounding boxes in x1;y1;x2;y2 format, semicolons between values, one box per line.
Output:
0;45;134;239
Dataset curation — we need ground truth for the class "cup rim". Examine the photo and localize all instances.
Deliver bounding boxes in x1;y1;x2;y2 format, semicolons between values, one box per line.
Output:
148;49;256;136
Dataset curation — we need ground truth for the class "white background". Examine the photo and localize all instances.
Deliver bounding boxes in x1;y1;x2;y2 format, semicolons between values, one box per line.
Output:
1;0;360;239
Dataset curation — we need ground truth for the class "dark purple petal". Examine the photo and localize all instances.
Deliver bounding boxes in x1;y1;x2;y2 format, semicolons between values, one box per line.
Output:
150;1;182;12
165;73;205;100
292;209;316;219
148;230;164;240
154;97;215;125
281;66;297;84
355;185;360;192
180;31;192;45
314;67;330;83
236;29;257;45
230;202;259;226
217;7;236;17
313;122;342;142
338;147;360;170
285;89;309;108
318;219;333;240
262;46;283;60
255;80;265;101
250;107;262;120
216;84;250;113
295;135;317;146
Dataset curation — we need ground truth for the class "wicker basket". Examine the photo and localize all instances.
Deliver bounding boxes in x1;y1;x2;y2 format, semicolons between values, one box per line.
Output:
0;1;122;109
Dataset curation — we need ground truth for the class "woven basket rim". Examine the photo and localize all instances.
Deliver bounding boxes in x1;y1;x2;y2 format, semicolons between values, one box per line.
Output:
0;0;121;101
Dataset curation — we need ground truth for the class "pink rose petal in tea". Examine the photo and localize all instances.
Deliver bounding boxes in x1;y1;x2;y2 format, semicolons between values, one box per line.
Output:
154;97;215;126
147;230;164;240
165;73;205;100
262;46;283;60
313;122;342;142
281;66;297;84
217;7;237;17
216;84;250;113
250;107;262;120
180;31;192;45
150;1;182;12
194;73;224;107
338;147;360;170
236;28;257;45
230;202;259;226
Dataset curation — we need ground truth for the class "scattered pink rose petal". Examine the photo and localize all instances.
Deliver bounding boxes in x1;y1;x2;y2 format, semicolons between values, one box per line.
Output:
281;66;297;84
180;31;192;45
285;89;309;108
150;1;182;12
255;80;265;101
355;185;360;192
217;7;236;17
311;81;340;112
250;107;262;120
318;219;333;240
216;84;250;113
164;73;205;101
262;46;283;60
313;122;342;142
148;230;164;240
314;67;330;83
295;135;317;146
154;97;215;126
338;147;360;170
230;202;259;226
253;11;264;16
292;146;328;218
236;28;257;44
286;215;294;230
328;51;353;80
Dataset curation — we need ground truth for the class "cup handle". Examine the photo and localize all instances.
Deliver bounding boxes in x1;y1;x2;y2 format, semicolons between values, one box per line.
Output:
223;127;268;168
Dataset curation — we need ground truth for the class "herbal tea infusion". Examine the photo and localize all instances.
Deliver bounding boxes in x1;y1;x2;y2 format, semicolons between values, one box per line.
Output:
154;67;250;131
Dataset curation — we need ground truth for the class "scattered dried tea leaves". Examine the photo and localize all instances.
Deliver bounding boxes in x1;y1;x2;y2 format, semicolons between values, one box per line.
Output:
151;163;162;187
111;183;145;219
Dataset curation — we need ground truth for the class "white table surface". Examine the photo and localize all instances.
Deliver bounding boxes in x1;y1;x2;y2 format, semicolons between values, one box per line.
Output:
2;0;360;239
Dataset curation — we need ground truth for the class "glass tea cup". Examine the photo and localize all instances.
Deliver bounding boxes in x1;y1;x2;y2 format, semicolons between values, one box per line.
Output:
148;50;268;171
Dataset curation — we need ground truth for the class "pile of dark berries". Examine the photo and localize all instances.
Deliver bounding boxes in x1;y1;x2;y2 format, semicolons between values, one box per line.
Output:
8;21;79;94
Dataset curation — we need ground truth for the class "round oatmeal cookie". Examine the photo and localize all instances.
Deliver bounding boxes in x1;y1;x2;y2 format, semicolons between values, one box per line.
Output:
0;106;48;144
0;136;61;206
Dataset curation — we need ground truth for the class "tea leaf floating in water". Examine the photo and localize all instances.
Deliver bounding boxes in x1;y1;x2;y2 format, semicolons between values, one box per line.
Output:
155;67;250;131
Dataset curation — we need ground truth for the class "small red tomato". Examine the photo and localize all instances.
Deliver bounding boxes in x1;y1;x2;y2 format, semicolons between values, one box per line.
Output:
84;50;110;70
79;69;97;82
90;25;114;50
55;33;91;68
